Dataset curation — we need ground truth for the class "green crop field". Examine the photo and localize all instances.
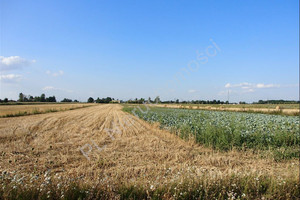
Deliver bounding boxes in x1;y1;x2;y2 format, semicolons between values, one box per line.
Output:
124;106;299;161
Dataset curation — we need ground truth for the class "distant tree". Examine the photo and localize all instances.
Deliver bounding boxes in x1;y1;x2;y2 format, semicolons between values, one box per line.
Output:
51;96;57;102
47;96;57;102
29;96;34;102
19;93;24;102
24;95;29;102
254;100;299;104
41;94;46;102
154;96;161;104
61;98;72;102
4;98;8;103
74;99;79;102
258;100;264;104
95;97;101;103
87;97;94;103
105;97;112;103
138;98;145;104
34;96;41;102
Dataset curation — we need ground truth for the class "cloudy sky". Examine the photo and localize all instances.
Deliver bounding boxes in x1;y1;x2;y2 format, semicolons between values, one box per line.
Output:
0;0;299;102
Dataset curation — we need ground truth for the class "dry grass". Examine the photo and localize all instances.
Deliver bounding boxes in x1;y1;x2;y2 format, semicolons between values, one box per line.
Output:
0;104;298;199
0;103;91;117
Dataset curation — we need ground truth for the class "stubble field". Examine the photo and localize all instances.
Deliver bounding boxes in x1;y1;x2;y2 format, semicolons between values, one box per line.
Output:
0;104;299;199
0;104;92;117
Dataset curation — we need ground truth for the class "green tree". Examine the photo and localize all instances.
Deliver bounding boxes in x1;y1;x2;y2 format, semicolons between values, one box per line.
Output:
105;97;112;103
47;96;57;102
95;97;101;103
139;98;145;104
154;96;161;104
87;97;94;103
41;94;46;102
61;98;72;102
19;93;24;102
34;96;41;102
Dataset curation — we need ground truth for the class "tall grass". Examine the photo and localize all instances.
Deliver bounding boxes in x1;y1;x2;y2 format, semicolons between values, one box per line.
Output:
0;174;298;199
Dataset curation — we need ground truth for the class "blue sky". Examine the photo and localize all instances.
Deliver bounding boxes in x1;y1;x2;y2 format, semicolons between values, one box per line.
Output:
0;0;299;102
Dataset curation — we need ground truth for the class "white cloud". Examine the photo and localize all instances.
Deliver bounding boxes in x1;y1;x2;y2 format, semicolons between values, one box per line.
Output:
0;56;36;71
225;83;231;88
256;83;279;88
225;82;280;91
46;70;64;77
221;82;282;95
188;89;197;93
0;74;22;82
225;82;252;88
42;86;72;93
43;86;55;90
221;82;298;97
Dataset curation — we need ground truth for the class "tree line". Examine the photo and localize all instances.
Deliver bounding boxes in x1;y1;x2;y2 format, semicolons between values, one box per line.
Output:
87;97;116;103
125;97;161;104
0;93;79;103
122;97;230;104
18;93;57;102
1;93;299;104
254;100;300;104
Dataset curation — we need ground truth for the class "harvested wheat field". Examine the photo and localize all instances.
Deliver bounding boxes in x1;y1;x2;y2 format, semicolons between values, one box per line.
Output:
0;103;91;117
0;104;298;199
